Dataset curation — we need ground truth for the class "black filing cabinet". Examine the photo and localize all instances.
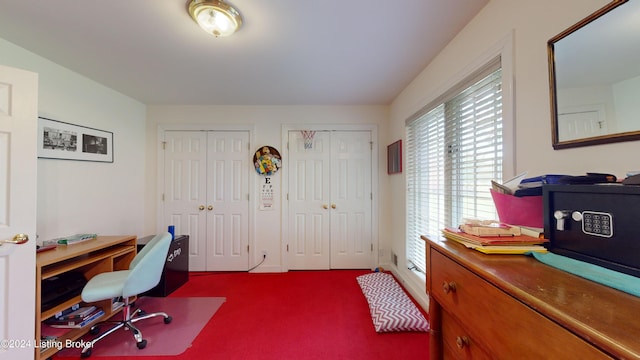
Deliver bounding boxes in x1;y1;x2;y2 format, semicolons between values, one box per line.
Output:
137;234;189;297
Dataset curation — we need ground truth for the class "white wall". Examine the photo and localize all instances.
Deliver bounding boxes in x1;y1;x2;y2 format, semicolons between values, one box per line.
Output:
145;105;390;271
613;74;640;133
387;0;640;303
0;38;147;244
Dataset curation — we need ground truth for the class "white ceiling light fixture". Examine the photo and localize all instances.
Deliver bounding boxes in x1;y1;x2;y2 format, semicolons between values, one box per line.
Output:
188;0;243;37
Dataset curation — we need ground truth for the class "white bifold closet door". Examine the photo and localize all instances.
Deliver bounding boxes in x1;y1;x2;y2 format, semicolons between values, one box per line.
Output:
288;130;372;270
163;130;249;271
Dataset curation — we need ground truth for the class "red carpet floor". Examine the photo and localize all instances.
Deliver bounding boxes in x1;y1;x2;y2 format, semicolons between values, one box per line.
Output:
53;270;429;359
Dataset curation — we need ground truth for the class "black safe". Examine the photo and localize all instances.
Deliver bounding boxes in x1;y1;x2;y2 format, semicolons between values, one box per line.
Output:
137;234;189;297
543;184;640;277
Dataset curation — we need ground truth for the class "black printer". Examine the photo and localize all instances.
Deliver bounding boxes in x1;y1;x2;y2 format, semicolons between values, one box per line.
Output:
544;184;640;277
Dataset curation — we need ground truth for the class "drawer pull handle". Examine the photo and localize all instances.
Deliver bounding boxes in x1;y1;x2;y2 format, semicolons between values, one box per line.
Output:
456;336;470;350
442;281;457;294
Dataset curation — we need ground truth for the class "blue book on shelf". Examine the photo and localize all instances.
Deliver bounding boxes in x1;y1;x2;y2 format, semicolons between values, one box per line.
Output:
47;308;104;328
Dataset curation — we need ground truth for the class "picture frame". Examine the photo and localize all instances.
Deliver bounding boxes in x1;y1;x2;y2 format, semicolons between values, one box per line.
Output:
387;140;402;174
37;117;114;163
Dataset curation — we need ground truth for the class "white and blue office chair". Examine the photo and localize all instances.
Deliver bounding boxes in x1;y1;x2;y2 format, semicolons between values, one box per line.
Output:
79;232;173;358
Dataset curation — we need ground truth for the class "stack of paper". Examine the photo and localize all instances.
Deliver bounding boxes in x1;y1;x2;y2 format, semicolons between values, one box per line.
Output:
459;220;521;237
442;227;548;254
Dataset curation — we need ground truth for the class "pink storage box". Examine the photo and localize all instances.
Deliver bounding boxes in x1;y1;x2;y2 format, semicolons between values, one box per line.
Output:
490;189;543;228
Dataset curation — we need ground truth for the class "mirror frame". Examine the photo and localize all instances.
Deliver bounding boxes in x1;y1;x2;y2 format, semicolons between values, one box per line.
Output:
548;0;640;149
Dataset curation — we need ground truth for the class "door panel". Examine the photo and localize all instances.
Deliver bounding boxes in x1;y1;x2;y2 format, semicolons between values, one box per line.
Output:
0;65;37;360
330;131;372;269
206;131;249;271
164;131;208;270
558;110;607;141
288;131;331;269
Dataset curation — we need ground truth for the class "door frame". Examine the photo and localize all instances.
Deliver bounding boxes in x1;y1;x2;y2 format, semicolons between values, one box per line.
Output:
156;124;256;268
281;124;379;271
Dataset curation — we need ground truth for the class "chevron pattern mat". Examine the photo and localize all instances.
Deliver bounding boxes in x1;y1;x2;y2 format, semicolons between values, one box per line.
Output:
357;272;429;333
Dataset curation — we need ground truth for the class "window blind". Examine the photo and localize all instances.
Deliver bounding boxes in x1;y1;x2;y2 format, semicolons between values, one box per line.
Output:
406;60;503;274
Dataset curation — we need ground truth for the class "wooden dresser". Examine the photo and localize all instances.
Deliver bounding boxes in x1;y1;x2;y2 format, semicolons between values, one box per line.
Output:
424;235;640;359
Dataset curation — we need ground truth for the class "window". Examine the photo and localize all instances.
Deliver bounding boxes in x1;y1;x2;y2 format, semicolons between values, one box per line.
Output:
406;58;503;273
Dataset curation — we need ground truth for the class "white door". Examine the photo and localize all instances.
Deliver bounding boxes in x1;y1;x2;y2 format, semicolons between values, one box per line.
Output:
0;65;38;360
558;110;607;141
206;131;249;271
163;131;208;270
330;131;372;269
288;131;331;269
288;130;372;270
163;130;249;271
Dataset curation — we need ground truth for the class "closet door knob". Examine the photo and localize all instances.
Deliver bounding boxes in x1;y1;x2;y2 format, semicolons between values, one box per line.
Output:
208;205;214;211
322;204;329;209
199;205;205;211
331;204;336;209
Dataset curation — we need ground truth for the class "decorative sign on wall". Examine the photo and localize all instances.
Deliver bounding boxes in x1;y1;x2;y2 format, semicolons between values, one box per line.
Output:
37;117;114;163
387;140;402;174
260;177;274;210
253;146;281;176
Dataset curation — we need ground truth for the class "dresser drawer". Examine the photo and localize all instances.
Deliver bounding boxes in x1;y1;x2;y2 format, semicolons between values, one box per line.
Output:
430;248;611;359
442;311;491;360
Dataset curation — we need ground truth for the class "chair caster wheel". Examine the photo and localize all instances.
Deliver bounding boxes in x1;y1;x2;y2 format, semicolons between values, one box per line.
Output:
164;316;173;324
80;349;92;358
137;339;147;349
90;326;100;335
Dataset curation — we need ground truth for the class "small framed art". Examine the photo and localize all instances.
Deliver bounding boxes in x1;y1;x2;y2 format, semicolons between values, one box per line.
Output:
387;140;402;174
37;117;114;163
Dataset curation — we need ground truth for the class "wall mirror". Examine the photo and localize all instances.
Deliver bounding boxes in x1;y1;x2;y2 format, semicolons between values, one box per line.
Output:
548;0;640;149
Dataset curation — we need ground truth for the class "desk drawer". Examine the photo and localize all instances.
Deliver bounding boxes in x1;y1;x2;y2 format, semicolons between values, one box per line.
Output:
430;248;610;359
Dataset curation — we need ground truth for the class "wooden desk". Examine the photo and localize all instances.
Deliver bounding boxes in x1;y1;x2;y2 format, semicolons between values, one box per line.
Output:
423;235;640;359
35;235;136;360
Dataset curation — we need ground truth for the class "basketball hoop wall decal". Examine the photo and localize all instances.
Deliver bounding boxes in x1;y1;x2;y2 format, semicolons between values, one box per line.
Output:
254;146;281;176
301;130;316;149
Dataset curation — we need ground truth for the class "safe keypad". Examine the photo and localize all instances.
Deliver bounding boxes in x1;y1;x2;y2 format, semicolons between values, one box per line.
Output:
582;211;613;237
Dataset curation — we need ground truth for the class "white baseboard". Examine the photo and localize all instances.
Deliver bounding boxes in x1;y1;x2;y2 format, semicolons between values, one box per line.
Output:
250;265;285;273
388;264;429;312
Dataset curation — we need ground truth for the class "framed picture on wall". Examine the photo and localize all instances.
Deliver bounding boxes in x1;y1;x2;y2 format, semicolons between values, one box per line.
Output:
37;117;114;163
387;140;402;174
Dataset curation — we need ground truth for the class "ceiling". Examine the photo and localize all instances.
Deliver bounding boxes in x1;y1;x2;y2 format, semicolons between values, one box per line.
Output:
0;0;488;106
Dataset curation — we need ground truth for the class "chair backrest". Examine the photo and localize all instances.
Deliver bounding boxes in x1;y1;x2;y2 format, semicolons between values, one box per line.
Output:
122;232;172;298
